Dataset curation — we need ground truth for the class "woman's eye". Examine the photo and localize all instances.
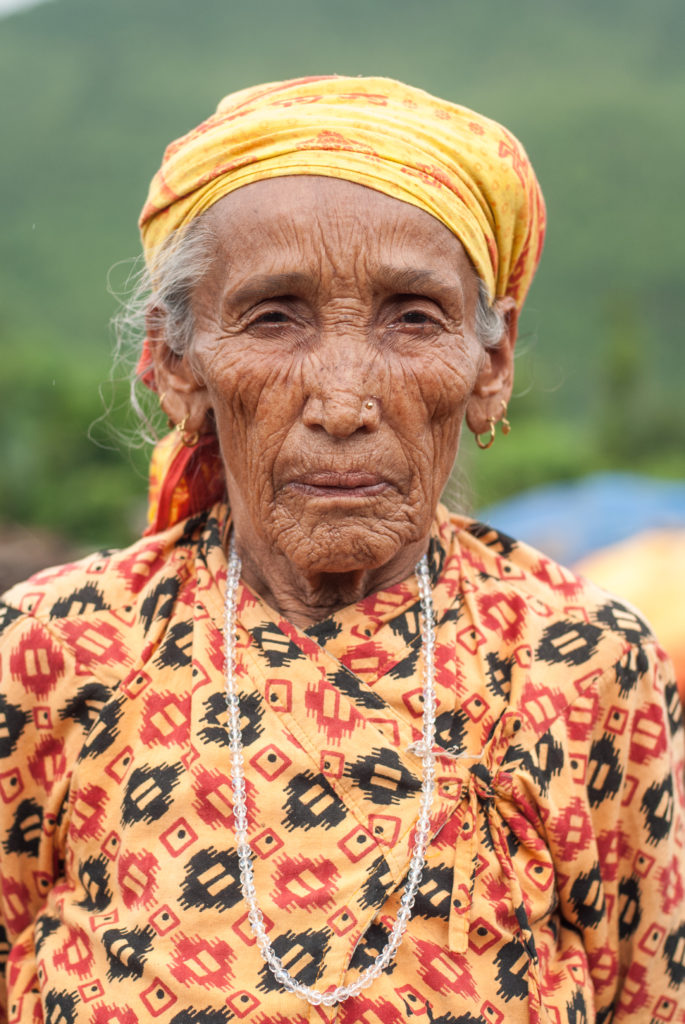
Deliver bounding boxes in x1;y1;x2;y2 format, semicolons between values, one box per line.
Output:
252;310;290;325
398;310;438;326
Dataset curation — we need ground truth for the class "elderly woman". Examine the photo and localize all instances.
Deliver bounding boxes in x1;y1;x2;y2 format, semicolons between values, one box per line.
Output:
0;76;683;1024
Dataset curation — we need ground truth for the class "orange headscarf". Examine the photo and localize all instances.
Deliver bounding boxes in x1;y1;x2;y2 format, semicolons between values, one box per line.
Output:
138;75;546;533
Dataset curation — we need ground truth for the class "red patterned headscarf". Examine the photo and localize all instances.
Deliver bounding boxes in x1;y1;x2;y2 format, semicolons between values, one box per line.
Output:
138;75;546;533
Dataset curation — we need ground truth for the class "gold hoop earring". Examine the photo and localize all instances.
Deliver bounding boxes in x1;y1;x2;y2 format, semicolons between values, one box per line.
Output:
500;400;511;436
475;419;496;450
176;415;199;448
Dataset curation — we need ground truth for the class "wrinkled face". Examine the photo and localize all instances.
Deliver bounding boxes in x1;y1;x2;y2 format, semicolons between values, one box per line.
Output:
159;177;513;580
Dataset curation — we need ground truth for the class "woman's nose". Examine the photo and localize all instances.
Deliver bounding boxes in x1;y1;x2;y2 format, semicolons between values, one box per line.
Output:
302;389;381;437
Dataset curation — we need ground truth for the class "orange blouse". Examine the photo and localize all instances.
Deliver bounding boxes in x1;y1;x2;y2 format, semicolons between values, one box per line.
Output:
0;505;683;1023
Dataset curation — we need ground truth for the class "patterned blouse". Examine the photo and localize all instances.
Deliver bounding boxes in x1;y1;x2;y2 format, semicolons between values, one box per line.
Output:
0;504;683;1024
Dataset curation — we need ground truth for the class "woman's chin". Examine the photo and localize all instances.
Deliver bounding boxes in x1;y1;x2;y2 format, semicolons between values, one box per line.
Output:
272;519;415;578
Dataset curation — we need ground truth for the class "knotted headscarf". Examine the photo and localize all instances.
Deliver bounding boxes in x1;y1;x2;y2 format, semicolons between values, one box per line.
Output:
138;75;546;533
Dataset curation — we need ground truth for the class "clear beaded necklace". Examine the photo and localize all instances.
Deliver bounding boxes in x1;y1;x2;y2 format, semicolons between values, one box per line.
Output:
223;538;437;1007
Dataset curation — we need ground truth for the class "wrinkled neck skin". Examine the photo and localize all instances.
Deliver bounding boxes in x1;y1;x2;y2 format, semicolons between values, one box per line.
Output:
233;522;430;628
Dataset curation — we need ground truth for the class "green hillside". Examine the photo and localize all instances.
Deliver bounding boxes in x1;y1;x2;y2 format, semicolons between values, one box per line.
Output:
1;0;684;548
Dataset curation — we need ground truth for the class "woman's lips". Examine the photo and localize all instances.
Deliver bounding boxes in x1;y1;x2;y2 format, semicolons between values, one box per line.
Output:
287;471;390;498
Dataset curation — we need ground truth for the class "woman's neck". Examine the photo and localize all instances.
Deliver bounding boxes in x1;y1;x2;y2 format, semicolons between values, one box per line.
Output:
233;533;430;628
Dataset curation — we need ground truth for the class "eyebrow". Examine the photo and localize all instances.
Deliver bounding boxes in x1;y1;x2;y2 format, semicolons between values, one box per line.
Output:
375;265;462;298
224;265;463;308
225;273;313;308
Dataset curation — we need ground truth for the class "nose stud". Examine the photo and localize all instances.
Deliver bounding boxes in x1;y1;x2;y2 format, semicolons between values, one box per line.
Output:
361;397;380;426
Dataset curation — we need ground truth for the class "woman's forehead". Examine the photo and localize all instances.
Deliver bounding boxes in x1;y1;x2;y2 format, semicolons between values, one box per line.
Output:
203;175;477;289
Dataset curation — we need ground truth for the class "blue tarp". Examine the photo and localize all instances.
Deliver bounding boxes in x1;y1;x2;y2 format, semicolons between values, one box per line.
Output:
478;473;685;564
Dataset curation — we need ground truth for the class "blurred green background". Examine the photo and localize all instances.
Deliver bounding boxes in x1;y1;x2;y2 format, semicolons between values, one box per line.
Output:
1;0;684;565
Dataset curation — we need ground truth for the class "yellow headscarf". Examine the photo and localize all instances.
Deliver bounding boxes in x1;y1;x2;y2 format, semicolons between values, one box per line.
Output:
138;75;546;533
140;75;545;308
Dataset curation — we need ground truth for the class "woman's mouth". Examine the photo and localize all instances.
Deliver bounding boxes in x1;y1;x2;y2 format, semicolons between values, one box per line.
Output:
288;471;390;498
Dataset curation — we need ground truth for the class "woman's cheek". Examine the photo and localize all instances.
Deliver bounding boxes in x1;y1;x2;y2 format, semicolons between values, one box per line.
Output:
196;340;271;420
413;366;474;488
228;372;303;481
390;367;468;441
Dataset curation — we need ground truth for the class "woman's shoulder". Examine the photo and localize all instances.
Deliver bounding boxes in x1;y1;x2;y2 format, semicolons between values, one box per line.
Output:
441;507;663;666
443;509;682;750
449;508;642;606
0;509;223;704
0;508;214;635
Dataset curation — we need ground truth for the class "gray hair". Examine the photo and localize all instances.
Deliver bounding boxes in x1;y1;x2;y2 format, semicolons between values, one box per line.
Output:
109;217;214;444
110;215;506;445
474;279;506;348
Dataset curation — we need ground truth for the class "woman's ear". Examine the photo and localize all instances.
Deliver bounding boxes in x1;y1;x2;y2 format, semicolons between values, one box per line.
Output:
465;296;518;436
145;305;212;431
